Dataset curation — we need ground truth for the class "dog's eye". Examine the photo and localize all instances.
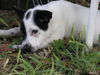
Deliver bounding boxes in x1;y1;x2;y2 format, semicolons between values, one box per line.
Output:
32;30;38;34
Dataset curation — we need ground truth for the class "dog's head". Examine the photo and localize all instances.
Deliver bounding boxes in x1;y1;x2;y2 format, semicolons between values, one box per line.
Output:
14;6;52;52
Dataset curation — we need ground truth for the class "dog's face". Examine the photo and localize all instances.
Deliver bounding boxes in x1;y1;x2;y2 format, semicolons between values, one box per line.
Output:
14;7;52;52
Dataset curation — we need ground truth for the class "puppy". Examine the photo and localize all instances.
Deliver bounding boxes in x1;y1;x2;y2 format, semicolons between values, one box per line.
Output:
1;0;100;52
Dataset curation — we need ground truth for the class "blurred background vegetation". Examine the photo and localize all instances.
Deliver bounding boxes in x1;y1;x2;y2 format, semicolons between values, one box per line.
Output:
0;0;91;10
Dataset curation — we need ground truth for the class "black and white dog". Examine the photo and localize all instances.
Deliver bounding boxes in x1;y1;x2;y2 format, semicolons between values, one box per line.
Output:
0;0;100;52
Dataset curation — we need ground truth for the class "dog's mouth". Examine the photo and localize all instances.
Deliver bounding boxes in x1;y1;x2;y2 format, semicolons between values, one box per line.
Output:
21;44;38;53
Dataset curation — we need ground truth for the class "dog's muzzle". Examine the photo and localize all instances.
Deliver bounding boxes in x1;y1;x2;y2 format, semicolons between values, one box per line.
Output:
13;44;36;53
21;44;32;53
21;44;38;53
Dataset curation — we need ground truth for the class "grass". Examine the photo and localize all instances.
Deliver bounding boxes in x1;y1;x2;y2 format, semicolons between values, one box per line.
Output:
0;18;10;28
0;36;100;75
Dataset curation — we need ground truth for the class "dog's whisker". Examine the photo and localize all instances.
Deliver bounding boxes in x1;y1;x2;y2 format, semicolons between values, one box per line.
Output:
36;0;40;5
39;0;43;5
32;0;36;6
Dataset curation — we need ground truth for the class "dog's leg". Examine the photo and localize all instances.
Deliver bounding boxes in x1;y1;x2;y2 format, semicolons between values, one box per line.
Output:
0;27;21;36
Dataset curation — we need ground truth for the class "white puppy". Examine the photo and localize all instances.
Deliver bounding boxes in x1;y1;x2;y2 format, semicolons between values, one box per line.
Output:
1;0;100;52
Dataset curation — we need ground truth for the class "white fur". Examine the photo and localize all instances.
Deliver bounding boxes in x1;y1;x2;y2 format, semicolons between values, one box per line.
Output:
21;0;100;51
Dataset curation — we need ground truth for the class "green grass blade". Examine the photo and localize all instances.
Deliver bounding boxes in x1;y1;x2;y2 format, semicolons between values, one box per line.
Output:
0;18;10;28
49;58;54;75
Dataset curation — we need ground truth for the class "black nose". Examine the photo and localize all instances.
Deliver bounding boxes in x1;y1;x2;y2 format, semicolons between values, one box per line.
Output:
32;30;38;34
21;44;32;53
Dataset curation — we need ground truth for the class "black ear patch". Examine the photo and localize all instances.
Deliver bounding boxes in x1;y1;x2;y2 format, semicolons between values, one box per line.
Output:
20;21;26;40
33;10;52;31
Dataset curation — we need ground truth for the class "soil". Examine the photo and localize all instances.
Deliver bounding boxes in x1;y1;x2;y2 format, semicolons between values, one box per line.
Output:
0;44;15;52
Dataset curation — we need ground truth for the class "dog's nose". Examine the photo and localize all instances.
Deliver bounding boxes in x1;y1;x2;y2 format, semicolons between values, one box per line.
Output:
21;44;33;53
32;30;38;34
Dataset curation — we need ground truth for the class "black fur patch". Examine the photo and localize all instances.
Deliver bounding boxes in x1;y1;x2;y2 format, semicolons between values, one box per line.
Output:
26;11;31;19
20;21;26;40
33;10;52;31
21;44;33;53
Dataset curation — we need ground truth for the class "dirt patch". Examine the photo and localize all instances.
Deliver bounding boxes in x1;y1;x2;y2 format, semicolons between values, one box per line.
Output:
0;44;15;52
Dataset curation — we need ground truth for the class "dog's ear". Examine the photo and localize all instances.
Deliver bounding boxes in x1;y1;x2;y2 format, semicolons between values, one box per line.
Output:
33;10;52;30
13;6;26;20
34;10;52;30
34;10;52;23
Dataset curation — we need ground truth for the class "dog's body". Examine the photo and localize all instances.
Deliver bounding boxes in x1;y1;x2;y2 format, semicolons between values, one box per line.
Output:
1;0;100;52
